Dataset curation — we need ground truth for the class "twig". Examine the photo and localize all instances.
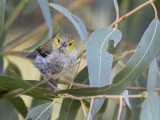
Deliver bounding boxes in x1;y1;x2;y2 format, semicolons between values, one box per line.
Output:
58;79;160;92
150;0;158;18
80;100;87;117
113;0;119;28
117;97;123;120
87;98;94;120
110;0;156;27
62;92;147;100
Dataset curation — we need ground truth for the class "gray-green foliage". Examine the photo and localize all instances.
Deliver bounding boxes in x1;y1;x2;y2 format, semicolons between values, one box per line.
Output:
0;0;160;120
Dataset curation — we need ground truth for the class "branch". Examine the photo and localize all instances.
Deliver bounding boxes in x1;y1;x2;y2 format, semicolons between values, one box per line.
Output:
110;0;157;27
62;92;147;100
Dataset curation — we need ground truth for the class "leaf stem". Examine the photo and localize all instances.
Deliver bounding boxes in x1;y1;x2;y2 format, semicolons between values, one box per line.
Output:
150;0;158;18
80;100;87;117
112;0;119;28
117;97;123;120
110;0;156;27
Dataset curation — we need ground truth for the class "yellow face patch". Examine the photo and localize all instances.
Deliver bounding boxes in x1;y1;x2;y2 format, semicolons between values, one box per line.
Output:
53;37;60;48
67;41;76;53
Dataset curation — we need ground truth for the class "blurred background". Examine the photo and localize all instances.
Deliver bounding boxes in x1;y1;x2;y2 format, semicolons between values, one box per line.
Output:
0;0;160;120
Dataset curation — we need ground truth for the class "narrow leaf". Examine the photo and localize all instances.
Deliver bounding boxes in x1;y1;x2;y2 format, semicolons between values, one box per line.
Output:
0;99;19;120
0;57;3;74
0;0;6;39
49;3;88;42
38;0;53;39
25;102;53;120
140;91;160;120
58;99;81;120
8;97;28;118
147;58;158;91
59;18;160;96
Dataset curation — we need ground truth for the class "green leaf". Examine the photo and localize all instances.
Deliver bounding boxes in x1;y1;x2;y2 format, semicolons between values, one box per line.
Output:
140;91;160;120
83;113;93;120
8;97;28;118
147;58;158;91
0;75;55;100
58;99;81;120
128;76;146;120
22;0;37;15
49;3;88;42
59;18;160;96
0;0;6;39
86;28;122;116
4;61;22;77
0;99;19;120
38;0;53;39
0;57;3;74
25;102;53;120
74;66;89;84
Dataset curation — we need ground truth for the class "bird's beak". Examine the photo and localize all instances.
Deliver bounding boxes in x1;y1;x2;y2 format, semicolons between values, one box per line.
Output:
61;42;67;47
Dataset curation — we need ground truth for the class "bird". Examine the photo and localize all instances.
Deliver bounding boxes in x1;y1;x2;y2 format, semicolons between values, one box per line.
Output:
26;33;77;90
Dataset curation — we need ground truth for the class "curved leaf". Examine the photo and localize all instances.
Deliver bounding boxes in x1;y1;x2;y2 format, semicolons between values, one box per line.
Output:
8;97;28;118
25;102;53;120
86;27;122;116
140;91;160;120
49;3;88;42
59;18;160;96
38;0;53;39
86;28;122;87
147;58;158;91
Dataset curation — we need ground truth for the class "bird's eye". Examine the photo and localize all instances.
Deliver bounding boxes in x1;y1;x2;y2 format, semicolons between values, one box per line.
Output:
57;38;60;43
69;43;72;46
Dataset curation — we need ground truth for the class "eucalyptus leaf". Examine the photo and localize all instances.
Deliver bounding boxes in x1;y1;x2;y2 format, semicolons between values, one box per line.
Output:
140;91;160;120
25;102;53;120
0;99;19;120
49;3;88;42
74;66;89;84
86;28;122;87
0;57;3;74
23;0;37;15
4;61;22;77
0;0;6;39
59;18;160;96
147;58;158;91
86;28;122;116
38;0;53;39
0;75;55;100
8;97;28;118
58;99;81;120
